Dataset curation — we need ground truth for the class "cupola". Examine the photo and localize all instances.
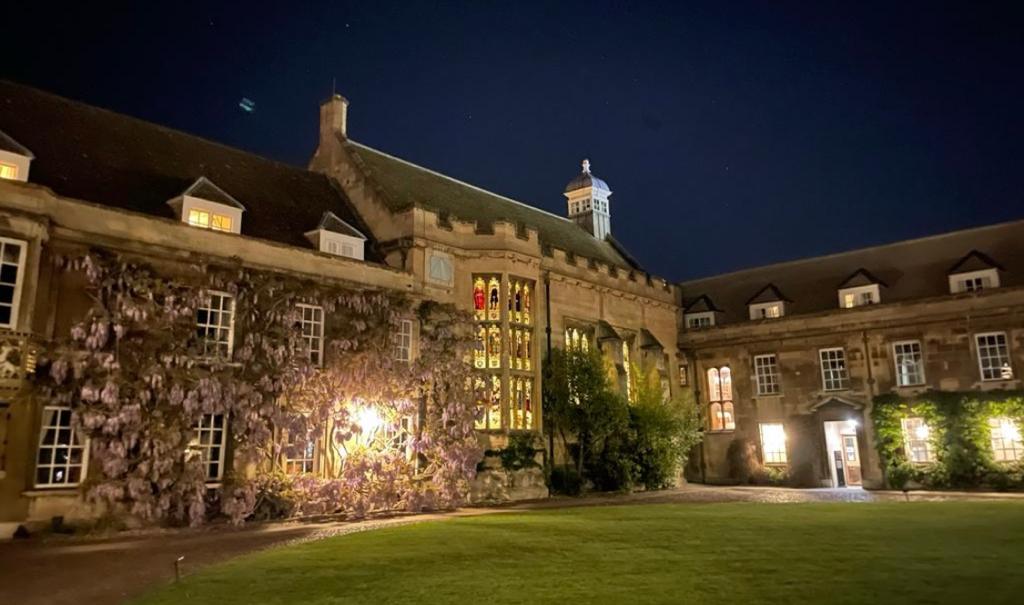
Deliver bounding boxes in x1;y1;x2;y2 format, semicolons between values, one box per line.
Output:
563;159;612;239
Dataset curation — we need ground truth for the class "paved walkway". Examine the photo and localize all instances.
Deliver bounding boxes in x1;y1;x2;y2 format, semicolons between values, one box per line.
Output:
1;485;1020;605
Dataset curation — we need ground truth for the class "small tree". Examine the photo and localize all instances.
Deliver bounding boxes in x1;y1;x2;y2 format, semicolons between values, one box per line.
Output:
630;366;702;489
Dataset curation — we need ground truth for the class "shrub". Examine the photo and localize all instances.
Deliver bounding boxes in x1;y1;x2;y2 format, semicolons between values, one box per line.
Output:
726;438;761;484
500;433;541;471
549;465;583;496
630;388;702;490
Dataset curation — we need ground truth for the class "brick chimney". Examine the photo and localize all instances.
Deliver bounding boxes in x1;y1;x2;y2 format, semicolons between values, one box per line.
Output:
319;93;349;143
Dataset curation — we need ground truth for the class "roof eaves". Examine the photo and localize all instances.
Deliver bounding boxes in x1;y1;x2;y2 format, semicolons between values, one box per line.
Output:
0;128;33;158
182;176;247;211
948;249;1005;274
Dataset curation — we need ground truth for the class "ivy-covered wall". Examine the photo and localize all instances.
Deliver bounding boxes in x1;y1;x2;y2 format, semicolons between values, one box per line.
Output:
873;390;1024;491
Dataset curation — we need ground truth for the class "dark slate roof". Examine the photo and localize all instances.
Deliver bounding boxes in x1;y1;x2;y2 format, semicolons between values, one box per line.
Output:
949;250;1003;274
0;128;32;157
679;219;1024;324
316;211;366;239
745;284;790;305
837;268;887;289
683;294;721;313
0;80;382;263
342;140;634;269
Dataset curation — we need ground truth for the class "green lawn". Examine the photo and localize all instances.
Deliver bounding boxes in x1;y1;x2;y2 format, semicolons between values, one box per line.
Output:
135;502;1024;604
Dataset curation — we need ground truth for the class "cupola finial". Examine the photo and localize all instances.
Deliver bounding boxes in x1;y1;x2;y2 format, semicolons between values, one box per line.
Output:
581;158;591;174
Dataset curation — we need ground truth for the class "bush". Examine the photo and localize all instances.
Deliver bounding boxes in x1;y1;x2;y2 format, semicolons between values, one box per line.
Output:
886;461;917;491
726;438;761;484
499;433;541;471
549;465;583;496
631;393;702;490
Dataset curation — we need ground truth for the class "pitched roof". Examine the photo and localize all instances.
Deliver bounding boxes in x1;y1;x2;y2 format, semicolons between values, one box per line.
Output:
0;128;32;157
316;211;366;239
948;249;1003;274
0;80;382;263
745;284;790;305
342;140;635;269
181;177;246;210
683;294;721;313
679;219;1024;323
837;268;887;289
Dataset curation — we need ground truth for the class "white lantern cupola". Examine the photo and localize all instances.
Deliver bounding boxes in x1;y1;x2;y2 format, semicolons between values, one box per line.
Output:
564;158;612;239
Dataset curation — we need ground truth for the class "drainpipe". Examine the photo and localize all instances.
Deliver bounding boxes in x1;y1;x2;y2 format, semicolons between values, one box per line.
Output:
686;348;707;484
544;271;554;467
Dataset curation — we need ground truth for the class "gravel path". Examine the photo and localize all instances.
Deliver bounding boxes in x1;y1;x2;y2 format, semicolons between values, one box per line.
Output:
1;485;1019;605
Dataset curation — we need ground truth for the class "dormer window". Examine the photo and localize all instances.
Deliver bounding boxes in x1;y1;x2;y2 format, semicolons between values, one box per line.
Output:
749;302;784;320
168;177;245;235
837;269;885;309
683;295;721;330
0;129;34;183
304;211;367;261
948;250;1002;294
746;284;789;321
685;312;715;329
839;285;880;308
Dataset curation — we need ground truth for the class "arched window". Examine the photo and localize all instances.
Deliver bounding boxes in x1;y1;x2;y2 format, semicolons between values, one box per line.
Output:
707;366;735;431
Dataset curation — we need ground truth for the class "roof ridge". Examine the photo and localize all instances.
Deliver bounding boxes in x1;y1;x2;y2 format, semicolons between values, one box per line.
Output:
0;79;322;179
679;217;1024;286
346;140;579;226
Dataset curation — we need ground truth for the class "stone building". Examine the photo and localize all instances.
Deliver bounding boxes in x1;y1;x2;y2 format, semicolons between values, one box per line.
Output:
678;220;1024;488
0;81;680;534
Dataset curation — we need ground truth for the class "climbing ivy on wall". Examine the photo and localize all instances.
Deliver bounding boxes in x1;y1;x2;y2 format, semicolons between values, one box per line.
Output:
34;250;480;526
873;390;1024;491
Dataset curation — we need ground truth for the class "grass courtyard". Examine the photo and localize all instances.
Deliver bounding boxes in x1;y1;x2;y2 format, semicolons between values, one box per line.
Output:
135;502;1024;604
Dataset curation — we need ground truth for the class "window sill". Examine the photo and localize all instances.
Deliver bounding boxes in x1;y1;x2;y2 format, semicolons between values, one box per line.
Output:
755;392;782;398
706;429;735;435
23;487;80;497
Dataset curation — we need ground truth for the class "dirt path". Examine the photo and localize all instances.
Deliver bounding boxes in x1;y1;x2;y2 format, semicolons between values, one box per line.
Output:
1;485;1019;605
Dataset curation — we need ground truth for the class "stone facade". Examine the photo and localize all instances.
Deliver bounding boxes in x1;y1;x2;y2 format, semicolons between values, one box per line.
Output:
679;221;1024;488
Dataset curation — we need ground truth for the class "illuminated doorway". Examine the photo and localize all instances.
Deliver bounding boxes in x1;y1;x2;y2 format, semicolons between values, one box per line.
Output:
823;420;862;487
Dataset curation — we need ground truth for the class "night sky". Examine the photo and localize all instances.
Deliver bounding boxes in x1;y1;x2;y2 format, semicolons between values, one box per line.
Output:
3;1;1022;280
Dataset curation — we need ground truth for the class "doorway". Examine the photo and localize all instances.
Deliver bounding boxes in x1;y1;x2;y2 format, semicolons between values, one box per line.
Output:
823;420;862;487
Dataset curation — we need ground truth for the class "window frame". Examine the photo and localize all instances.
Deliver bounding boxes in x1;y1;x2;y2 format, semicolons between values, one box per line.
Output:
988;417;1023;463
706;366;735;432
892;340;925;387
191;413;229;483
283;431;317;475
819;347;849;391
393;318;413;362
900;416;935;464
753;354;780;396
748;302;784;320
296;303;325;366
949;268;999;294
34;405;89;488
974;332;1013;382
196;290;236;360
758;422;788;466
0;236;28;329
686;312;714;329
838;284;880;308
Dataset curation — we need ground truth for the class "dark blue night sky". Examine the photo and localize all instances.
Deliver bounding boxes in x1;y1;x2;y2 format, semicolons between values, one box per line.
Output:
3;1;1022;280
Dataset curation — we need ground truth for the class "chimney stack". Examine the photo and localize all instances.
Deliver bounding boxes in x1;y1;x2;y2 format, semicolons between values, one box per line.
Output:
319;93;349;143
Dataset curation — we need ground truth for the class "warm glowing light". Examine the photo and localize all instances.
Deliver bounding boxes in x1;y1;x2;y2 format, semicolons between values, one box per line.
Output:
997;418;1021;442
355;405;383;437
759;422;787;464
846;419;859;430
914;423;930;440
0;163;18;180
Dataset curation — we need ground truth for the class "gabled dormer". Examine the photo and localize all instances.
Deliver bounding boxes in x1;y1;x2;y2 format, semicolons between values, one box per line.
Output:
0;129;33;182
684;295;722;329
837;268;885;308
746;284;789;320
167;177;245;234
304;211;367;261
948;250;1002;294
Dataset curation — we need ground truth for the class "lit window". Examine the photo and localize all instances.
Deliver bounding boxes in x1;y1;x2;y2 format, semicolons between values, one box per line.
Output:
197;292;235;359
210;214;232;233
564;326;591;352
188;208;210;228
623;341;634;403
191;414;228;481
0;237;27;328
989;417;1023;462
187;208;233;233
819;348;849;391
707;367;735;431
893;341;925;387
975;332;1012;381
754;354;780;395
839;285;880;309
284;433;316;474
393;319;413;362
759;423;787;465
35;405;88;487
749;302;783;320
0;162;18;180
297;304;324;366
901;417;934;463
